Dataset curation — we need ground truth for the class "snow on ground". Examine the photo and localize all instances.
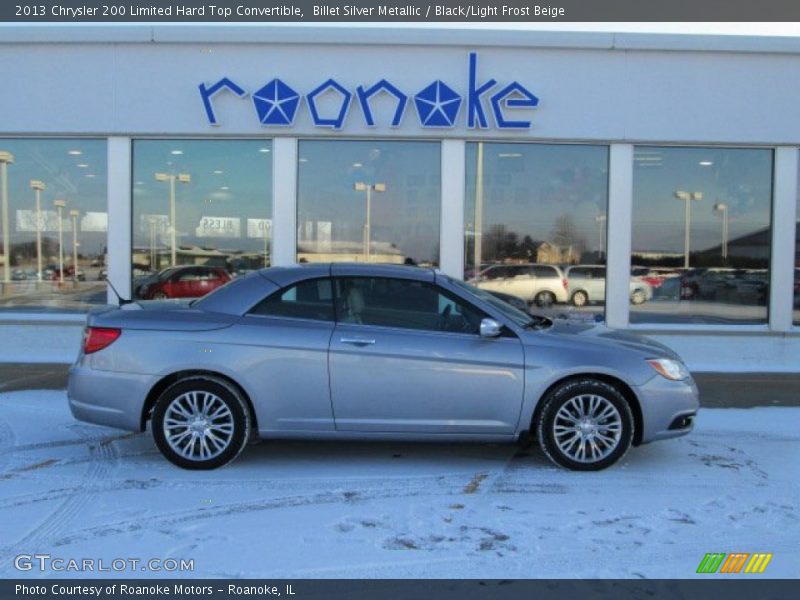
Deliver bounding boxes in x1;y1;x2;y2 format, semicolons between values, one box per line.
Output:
0;390;798;579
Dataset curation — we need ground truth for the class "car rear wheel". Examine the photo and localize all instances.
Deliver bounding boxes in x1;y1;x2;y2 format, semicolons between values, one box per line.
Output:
152;376;250;470
536;379;633;471
534;291;556;307
571;290;589;307
630;289;647;305
152;291;168;300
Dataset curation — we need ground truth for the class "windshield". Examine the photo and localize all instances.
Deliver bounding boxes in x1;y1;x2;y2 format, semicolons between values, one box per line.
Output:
445;276;549;329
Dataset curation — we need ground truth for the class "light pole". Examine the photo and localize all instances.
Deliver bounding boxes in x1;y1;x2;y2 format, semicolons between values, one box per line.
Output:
54;199;66;283
155;172;191;266
70;209;80;282
474;141;484;275
674;190;703;269
595;214;607;262
354;181;386;262
30;179;46;281
148;216;158;271
713;202;729;262
0;151;14;285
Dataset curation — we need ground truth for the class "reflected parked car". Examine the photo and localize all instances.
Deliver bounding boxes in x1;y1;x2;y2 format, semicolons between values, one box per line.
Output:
486;290;529;312
136;265;231;300
471;263;568;307
69;263;699;472
565;266;653;306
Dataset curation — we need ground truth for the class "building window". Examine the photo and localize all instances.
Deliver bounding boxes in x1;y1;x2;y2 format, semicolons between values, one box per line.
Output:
464;142;609;313
794;163;800;326
0;139;107;310
131;140;272;301
631;146;773;325
296;140;440;266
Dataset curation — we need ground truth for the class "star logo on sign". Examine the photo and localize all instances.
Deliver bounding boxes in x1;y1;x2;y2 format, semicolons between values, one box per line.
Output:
252;79;300;126
414;80;462;127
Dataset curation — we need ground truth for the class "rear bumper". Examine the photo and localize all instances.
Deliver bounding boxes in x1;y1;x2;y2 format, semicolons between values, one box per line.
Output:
635;374;700;444
68;365;153;432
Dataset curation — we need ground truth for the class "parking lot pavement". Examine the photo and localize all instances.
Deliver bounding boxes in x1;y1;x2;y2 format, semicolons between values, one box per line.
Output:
1;363;798;407
0;389;797;579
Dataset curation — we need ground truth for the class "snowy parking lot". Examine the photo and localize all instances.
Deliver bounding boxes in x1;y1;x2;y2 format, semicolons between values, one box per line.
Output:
0;390;798;579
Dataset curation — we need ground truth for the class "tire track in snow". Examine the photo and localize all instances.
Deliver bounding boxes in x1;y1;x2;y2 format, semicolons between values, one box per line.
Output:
48;473;473;549
0;424;118;574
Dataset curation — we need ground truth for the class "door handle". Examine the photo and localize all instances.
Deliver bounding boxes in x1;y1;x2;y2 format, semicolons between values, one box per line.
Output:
340;337;376;346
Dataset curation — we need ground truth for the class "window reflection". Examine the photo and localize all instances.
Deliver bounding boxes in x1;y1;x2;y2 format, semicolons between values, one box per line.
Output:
464;142;609;316
296;141;440;265
0;139;107;310
795;168;800;325
631;147;773;324
131;140;272;300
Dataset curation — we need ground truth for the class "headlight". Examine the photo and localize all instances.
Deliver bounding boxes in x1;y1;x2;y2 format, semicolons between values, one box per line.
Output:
647;358;690;381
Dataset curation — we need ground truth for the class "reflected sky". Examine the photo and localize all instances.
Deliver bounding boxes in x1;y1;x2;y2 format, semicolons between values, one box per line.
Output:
132;140;272;254
465;142;609;266
0;139;107;256
633;147;772;254
298;140;441;264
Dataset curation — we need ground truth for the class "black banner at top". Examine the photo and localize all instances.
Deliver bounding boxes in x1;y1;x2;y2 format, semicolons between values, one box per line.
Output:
3;0;800;22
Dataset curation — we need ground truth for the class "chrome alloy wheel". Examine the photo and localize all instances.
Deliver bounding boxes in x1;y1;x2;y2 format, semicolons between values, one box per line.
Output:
163;391;234;461
552;394;622;463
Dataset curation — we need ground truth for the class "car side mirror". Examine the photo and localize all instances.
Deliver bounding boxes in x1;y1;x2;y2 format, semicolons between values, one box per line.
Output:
480;318;503;338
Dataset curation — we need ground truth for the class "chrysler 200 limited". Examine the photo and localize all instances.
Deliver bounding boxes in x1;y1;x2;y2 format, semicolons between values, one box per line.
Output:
68;264;699;471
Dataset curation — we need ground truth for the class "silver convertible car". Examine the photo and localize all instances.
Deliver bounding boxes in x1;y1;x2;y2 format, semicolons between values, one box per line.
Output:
69;264;699;471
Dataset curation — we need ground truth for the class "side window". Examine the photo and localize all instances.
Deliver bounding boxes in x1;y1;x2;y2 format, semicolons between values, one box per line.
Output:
177;269;200;282
250;278;334;321
532;266;557;279
335;277;485;334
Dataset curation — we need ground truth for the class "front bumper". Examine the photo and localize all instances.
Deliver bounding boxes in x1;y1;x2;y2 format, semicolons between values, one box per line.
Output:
635;374;700;444
68;365;154;432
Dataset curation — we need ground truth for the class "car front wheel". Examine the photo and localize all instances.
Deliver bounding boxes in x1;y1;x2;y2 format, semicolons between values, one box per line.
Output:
571;290;589;307
536;379;633;471
152;376;251;470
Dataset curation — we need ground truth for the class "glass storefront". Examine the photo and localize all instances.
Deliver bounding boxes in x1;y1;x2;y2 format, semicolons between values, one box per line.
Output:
795;166;800;326
0;139;107;310
630;146;773;325
296;140;440;266
131;140;272;300
464;142;609;314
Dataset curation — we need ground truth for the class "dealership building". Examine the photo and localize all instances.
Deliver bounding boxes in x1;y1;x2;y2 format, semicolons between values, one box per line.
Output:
0;25;798;372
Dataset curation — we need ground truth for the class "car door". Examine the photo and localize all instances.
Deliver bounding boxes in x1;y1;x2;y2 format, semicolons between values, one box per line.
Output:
328;274;525;434
232;276;337;432
505;265;535;301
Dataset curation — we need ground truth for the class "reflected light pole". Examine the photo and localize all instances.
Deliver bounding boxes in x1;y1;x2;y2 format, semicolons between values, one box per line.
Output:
674;190;703;269
70;209;80;281
155;172;191;267
474;142;484;274
148;216;158;271
595;214;607;262
354;181;386;262
713;202;729;262
54;199;66;283
30;179;46;281
0;151;14;284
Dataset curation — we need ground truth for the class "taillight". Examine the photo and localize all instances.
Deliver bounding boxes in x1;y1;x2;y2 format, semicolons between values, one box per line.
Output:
562;278;568;290
83;327;121;354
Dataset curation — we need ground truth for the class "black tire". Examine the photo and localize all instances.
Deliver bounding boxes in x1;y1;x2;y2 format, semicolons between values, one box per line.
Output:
536;378;633;471
152;376;251;470
534;291;556;307
571;290;589;307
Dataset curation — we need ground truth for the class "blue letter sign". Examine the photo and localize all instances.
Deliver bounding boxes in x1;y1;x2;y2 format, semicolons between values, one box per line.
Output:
199;53;538;130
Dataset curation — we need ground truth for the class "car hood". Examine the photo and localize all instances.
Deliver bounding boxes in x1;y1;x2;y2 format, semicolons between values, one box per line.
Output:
530;319;682;361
